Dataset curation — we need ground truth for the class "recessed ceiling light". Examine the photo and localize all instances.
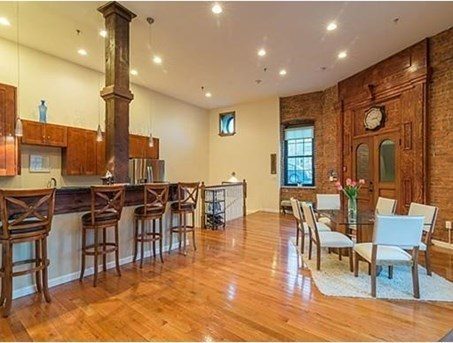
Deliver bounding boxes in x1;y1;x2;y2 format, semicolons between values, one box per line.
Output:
205;92;212;98
77;48;88;56
279;69;287;76
130;69;138;76
338;51;347;59
99;29;107;38
327;22;337;31
258;48;266;57
0;17;11;26
153;55;162;64
211;3;222;14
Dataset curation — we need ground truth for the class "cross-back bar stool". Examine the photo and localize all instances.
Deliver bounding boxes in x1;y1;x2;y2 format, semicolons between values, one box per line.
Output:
79;185;125;287
133;183;169;267
0;188;56;317
169;182;200;255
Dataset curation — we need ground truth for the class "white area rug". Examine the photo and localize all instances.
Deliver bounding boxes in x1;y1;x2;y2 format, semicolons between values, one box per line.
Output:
291;238;453;301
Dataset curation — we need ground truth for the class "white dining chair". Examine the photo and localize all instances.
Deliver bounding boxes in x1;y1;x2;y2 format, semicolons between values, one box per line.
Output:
301;202;353;271
405;202;439;276
316;194;341;226
353;215;424;298
375;197;397;215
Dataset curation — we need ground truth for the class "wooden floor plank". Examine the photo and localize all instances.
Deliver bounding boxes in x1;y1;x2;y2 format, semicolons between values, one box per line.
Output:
1;211;452;341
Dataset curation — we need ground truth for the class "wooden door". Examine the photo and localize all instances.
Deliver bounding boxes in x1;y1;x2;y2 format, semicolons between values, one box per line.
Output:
44;123;67;147
22;120;45;145
63;128;86;175
373;132;399;209
352;137;374;210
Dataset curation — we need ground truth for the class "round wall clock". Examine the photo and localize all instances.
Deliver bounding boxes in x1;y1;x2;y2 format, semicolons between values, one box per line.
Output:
364;106;385;130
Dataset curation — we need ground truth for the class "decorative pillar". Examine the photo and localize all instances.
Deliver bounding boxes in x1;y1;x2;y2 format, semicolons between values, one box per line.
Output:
98;1;136;183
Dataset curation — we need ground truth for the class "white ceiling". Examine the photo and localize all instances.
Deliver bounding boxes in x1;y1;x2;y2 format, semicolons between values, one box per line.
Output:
0;1;452;109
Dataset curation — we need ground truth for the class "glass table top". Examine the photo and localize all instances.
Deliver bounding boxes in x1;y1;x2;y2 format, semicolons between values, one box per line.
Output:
316;208;375;226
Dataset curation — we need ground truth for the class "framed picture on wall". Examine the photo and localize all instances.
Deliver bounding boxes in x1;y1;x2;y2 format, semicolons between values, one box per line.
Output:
29;155;51;173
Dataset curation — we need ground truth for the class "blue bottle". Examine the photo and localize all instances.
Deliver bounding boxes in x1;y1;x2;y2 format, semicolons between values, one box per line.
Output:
39;100;47;123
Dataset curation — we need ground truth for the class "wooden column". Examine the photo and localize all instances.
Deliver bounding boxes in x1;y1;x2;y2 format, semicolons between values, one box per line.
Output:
98;1;136;183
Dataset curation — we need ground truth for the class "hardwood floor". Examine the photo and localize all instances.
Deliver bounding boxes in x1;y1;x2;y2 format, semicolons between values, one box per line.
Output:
1;211;453;341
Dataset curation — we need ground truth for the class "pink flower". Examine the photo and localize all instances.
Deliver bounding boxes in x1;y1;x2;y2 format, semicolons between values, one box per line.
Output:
346;178;352;186
336;185;343;191
359;179;365;185
334;181;341;187
351;181;357;187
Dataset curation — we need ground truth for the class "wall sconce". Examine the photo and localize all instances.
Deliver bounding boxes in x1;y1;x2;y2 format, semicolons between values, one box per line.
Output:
227;171;239;183
328;170;338;182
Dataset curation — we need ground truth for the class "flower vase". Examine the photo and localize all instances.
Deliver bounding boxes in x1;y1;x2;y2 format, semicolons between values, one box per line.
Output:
39;100;47;123
348;197;357;221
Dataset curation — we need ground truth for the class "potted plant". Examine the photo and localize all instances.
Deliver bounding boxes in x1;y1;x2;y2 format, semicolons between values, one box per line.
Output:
335;178;365;218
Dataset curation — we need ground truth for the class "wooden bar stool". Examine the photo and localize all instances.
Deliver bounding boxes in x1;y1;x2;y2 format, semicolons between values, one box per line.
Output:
133;183;169;267
79;185;125;287
0;188;56;318
169;182;200;255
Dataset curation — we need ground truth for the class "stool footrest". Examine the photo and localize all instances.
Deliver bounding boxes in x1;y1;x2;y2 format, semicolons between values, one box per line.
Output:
83;243;118;256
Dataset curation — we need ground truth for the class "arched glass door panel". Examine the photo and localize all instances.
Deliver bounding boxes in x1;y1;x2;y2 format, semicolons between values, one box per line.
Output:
356;143;370;181
379;139;395;182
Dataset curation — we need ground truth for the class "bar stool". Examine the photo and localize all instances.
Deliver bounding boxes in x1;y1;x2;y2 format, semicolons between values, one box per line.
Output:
0;188;56;318
79;185;125;287
169;182;200;255
133;183;169;267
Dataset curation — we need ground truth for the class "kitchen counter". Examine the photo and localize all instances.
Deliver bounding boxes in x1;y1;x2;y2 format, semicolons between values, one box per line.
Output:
54;183;179;215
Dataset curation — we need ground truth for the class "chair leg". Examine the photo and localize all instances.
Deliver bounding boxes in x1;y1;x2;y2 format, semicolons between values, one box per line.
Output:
178;213;183;251
152;219;156;260
169;212;174;253
425;250;432;276
140;219;145;269
2;242;13;318
192;212;197;251
354;252;359;277
0;244;5;307
412;262;420;298
93;228;99;287
316;247;321;271
308;237;313;260
348;248;353;272
133;217;138;262
41;238;51;303
79;227;86;281
183;213;187;255
388;266;393;279
35;239;42;293
301;228;305;255
114;224;121;277
159;218;164;263
338;248;342;261
102;227;107;272
371;263;377;297
296;226;299;247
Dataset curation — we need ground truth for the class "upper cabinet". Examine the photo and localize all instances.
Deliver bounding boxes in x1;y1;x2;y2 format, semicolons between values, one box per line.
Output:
62;128;100;176
22;120;67;147
129;134;159;159
0;83;20;176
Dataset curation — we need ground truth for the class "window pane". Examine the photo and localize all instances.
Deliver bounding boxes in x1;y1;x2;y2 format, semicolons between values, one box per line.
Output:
284;125;315;186
286;157;313;185
356;143;370;181
379;139;395;182
284;126;313;140
219;112;235;135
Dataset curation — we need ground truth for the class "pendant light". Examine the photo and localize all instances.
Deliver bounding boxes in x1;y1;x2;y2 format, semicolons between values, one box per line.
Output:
14;2;22;137
147;17;155;148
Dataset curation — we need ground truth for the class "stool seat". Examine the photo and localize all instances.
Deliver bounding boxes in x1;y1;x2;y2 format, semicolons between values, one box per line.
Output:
171;202;195;212
134;205;165;217
81;211;119;226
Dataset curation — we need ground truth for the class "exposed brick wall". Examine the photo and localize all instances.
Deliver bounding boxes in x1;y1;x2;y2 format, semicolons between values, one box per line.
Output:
280;86;340;203
428;27;453;241
280;26;453;243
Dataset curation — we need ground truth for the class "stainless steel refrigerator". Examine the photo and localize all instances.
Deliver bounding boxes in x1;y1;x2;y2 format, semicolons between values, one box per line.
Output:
128;159;165;184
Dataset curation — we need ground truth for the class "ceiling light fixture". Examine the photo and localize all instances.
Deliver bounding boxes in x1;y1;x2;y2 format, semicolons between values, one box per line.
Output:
327;22;337;31
258;48;266;57
205;92;212;98
130;69;138;76
211;3;223;14
153;55;162;64
78;48;88;56
99;29;107;38
338;51;347;59
279;69;287;76
0;17;11;26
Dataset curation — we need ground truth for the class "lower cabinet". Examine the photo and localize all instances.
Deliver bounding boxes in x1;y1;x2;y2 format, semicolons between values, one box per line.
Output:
62;128;102;176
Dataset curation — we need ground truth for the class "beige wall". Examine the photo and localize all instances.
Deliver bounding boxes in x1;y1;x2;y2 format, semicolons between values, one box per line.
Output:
0;37;209;189
208;97;280;213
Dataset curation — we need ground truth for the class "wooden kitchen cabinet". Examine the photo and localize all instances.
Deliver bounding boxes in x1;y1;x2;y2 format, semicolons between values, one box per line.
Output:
62;127;99;175
129;134;159;159
96;138;106;175
146;138;159;159
0;83;20;176
22;120;67;147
